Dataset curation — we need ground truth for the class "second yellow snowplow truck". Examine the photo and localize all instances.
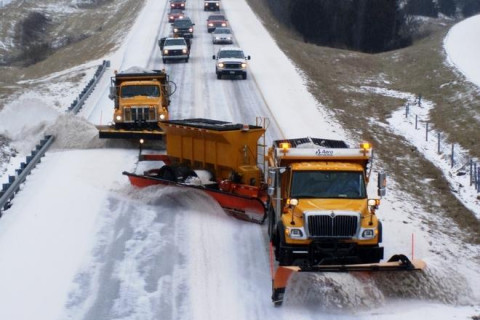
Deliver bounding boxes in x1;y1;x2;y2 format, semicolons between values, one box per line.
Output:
98;69;174;140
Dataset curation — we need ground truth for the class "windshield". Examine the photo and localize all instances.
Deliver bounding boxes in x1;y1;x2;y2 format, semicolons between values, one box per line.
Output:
209;15;225;21
214;28;231;34
165;39;185;46
121;85;160;98
174;20;192;27
218;50;244;59
290;171;366;199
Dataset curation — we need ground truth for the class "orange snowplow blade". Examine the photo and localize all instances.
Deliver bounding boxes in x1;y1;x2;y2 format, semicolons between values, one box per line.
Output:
123;171;267;224
271;254;426;306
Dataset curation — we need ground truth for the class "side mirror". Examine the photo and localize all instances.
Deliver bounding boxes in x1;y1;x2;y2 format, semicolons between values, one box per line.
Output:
247;55;251;60
377;172;387;197
212;55;216;60
267;169;277;196
108;86;116;100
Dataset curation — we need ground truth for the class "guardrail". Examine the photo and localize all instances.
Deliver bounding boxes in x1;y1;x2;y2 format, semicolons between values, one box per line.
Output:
0;60;110;217
68;60;110;114
0;135;55;216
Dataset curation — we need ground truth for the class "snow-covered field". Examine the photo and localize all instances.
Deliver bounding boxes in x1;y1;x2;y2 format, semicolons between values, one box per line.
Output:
0;0;479;319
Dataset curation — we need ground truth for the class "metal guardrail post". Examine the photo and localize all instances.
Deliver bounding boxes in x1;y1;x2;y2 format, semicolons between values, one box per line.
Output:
0;135;55;214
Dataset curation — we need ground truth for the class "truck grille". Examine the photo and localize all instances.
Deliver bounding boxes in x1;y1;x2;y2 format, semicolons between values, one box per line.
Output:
168;49;183;56
125;107;155;122
307;213;358;238
225;63;241;69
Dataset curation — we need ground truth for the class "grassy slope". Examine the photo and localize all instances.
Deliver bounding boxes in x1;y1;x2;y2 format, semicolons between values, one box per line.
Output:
245;0;480;244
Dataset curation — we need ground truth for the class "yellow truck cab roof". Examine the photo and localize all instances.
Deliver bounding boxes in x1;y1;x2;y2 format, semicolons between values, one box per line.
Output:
290;161;365;172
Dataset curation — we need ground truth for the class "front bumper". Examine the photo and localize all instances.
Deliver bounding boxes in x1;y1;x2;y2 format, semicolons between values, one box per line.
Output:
163;54;188;60
276;241;384;266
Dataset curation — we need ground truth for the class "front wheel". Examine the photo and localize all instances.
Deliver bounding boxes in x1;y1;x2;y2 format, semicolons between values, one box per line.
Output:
217;73;221;80
242;73;247;80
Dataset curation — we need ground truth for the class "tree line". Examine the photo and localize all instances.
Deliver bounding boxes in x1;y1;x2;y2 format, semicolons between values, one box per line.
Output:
265;0;480;53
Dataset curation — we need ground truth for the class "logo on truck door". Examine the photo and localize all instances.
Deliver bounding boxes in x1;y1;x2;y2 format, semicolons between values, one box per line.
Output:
315;149;334;156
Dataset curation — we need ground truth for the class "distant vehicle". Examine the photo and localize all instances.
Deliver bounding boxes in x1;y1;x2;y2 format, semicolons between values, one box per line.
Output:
172;17;195;38
206;14;227;33
204;0;220;11
213;46;250;80
158;37;190;63
168;9;184;23
212;27;233;44
170;0;186;10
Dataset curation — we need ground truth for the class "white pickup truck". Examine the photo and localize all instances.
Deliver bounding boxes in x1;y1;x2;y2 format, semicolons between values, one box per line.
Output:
158;37;191;63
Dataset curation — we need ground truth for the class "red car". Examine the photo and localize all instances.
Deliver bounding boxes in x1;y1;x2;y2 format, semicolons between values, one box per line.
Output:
168;9;184;23
207;14;228;33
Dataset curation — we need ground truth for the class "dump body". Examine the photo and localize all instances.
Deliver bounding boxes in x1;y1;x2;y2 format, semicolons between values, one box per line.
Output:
123;118;268;223
159;119;265;187
98;70;172;139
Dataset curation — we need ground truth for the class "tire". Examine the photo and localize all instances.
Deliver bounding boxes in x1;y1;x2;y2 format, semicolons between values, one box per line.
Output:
185;58;189;63
163;58;166;64
242;73;247;80
275;222;292;266
267;205;276;242
217;73;221;80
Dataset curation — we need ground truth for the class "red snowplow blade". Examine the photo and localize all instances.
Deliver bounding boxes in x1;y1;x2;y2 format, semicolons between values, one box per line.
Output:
123;171;267;224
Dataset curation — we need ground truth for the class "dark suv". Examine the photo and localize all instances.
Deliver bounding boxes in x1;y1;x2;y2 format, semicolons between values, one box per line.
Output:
170;0;186;9
172;17;195;38
204;0;220;11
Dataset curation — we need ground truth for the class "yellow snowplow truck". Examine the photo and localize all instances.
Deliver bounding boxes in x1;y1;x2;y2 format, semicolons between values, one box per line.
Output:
266;137;425;306
97;69;174;140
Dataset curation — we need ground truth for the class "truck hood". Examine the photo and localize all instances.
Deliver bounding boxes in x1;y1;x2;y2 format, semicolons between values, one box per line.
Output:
297;198;367;213
218;58;245;64
164;45;187;50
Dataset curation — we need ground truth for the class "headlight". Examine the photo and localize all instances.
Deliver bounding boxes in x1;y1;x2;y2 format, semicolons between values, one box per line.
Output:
221;23;226;26
174;28;178;32
217;63;224;68
115;115;122;121
204;3;208;6
170;16;174;20
241;63;247;68
189;28;193;32
215;37;220;40
182;49;187;53
361;229;376;239
208;23;214;27
216;3;219;6
287;227;306;239
160;114;166;120
181;3;184;6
